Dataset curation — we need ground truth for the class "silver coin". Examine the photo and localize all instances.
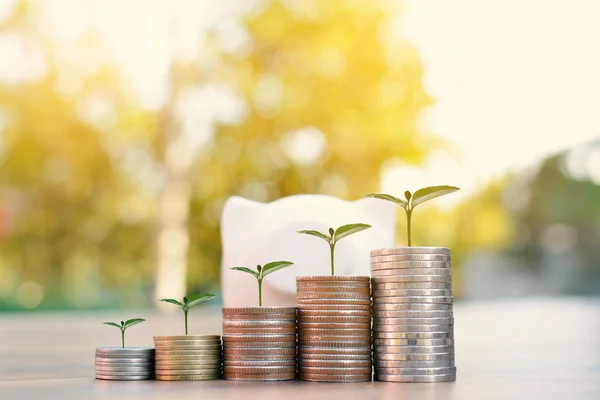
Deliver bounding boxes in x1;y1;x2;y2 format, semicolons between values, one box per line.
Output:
373;303;452;311
95;357;153;364
374;331;453;340
371;268;452;277
222;307;296;314
298;341;372;349
95;347;154;357
375;352;454;361
373;337;454;346
372;275;452;283
375;373;455;383
372;282;452;290
298;353;372;361
371;262;452;271
299;359;372;368
373;310;453;319
373;324;453;333
373;317;454;325
154;335;220;342
96;374;153;381
374;345;454;354
372;289;452;297
374;359;455;368
95;362;154;369
298;372;372;382
371;254;451;263
95;366;152;373
371;247;450;256
373;296;454;305
376;366;456;375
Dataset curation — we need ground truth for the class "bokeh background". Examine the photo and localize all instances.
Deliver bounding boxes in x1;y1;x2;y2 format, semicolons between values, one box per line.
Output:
1;0;599;311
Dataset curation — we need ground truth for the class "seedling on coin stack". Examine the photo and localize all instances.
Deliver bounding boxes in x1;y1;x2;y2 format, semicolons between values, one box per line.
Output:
295;223;374;383
154;293;222;381
366;185;460;383
222;260;297;381
297;223;371;275
103;318;146;349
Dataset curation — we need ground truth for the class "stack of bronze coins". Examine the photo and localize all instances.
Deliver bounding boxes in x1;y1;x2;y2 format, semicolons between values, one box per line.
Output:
153;335;222;381
371;247;456;383
95;347;154;380
296;276;373;382
222;307;297;381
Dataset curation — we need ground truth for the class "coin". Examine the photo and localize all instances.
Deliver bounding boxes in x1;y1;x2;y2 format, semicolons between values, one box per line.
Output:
95;357;153;364
298;323;370;330
223;328;296;335
297;304;372;311
373;324;453;333
297;293;371;300
374;359;455;368
223;359;296;367
373;303;452;311
297;276;370;283
298;310;371;317
371;254;451;263
371;262;452;271
155;368;221;375
372;282;452;290
299;359;372;368
375;352;454;361
298;347;372;355
156;373;220;381
376;366;456;375
373;296;454;305
374;345;454;354
298;340;371;348
373;337;454;346
372;289;452;297
222;342;295;348
154;335;220;342
373;316;453;325
223;307;296;314
298;353;372;361
372;275;452;283
373;310;453;319
222;314;296;321
223;372;296;381
155;354;221;361
297;286;371;293
375;373;455;383
154;344;222;350
94;369;152;376
298;328;370;335
222;346;296;354
95;347;154;358
371;268;452;277
222;320;296;327
95;362;154;369
297;298;372;305
371;247;450;256
374;331;453;340
299;366;372;375
223;366;296;374
298;373;371;382
96;374;153;380
155;360;221;367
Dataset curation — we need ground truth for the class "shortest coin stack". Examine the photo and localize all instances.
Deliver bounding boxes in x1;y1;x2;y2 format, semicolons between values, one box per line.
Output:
95;347;154;380
153;335;222;381
222;307;297;381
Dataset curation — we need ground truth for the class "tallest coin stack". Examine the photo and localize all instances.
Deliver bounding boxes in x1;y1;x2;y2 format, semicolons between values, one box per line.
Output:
370;247;456;383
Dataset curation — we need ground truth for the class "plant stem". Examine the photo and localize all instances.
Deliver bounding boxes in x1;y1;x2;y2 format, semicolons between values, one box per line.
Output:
258;279;263;306
407;209;412;247
330;243;335;276
184;309;188;335
121;329;125;349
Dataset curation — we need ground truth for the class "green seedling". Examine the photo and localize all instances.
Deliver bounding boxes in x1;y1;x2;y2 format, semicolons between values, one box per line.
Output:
103;318;146;349
298;223;371;275
160;293;216;335
230;261;294;306
367;185;460;246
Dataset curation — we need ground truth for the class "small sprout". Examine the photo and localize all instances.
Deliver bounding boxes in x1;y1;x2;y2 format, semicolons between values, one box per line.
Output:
230;261;294;306
298;223;371;275
160;293;216;335
367;185;460;246
103;318;146;349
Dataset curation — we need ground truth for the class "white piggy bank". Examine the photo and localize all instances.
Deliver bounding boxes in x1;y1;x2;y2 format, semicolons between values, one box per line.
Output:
220;195;396;307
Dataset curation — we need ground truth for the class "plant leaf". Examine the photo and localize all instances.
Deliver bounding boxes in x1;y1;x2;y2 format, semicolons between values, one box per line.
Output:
123;318;146;329
160;298;184;308
230;266;259;278
411;185;460;208
297;230;330;242
186;293;216;308
103;322;122;330
334;223;371;242
261;261;294;278
366;193;407;209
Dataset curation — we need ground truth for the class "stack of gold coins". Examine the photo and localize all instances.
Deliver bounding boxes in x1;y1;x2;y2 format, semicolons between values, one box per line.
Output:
371;247;456;383
296;276;372;382
153;335;221;381
95;347;154;380
222;307;297;381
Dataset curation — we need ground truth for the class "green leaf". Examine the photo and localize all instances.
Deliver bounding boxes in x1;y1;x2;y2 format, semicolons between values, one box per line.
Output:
261;261;294;278
366;193;407;209
334;223;371;242
123;318;146;329
230;266;259;278
297;230;330;241
103;322;122;330
160;298;184;308
185;293;216;308
411;185;460;208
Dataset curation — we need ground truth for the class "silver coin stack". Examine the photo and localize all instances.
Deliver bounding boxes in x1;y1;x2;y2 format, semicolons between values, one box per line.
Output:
296;276;373;382
222;307;297;381
95;347;154;380
153;335;221;381
371;247;456;383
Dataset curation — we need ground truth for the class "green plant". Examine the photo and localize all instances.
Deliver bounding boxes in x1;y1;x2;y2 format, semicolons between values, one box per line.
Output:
160;294;216;335
230;261;294;306
367;185;460;246
103;318;146;349
297;223;371;275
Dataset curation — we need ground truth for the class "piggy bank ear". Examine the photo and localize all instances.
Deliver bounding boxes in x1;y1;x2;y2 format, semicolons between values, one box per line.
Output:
221;196;267;251
353;197;397;234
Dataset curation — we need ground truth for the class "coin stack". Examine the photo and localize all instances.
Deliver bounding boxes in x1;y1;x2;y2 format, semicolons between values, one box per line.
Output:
296;276;373;382
153;335;221;381
222;307;297;381
371;247;456;383
95;347;154;380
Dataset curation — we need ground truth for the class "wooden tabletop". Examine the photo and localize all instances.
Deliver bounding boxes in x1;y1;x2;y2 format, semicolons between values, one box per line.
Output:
1;298;599;399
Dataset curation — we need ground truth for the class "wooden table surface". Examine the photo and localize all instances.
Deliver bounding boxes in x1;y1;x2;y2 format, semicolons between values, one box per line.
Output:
1;298;599;400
